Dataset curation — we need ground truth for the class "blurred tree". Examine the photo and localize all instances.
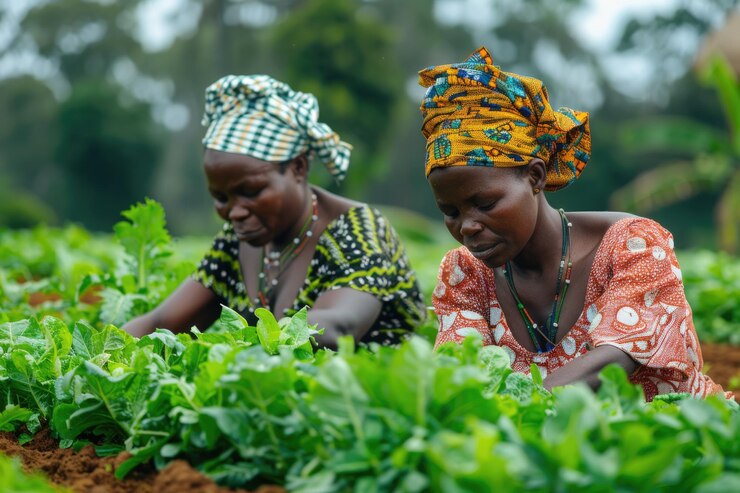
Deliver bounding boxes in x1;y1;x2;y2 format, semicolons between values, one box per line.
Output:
0;187;57;229
54;80;161;231
1;0;735;246
0;77;58;201
616;0;739;101
134;0;277;235
21;0;146;83
611;56;740;253
345;0;475;212
269;0;403;194
2;0;166;230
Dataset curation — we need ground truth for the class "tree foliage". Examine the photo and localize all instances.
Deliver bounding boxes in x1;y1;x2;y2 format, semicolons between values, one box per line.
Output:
611;56;740;253
271;0;403;191
0;0;738;247
55;81;161;230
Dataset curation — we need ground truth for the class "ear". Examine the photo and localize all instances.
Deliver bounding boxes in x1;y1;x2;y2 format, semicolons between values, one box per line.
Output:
526;158;547;193
289;153;310;182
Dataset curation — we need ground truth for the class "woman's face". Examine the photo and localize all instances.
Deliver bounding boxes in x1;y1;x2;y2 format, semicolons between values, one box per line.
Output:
203;149;306;246
428;165;539;268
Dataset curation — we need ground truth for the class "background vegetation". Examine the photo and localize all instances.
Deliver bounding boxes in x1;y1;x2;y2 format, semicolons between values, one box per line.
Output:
0;0;738;253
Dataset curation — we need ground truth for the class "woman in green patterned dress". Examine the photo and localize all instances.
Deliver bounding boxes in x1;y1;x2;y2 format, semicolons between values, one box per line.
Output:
122;75;426;348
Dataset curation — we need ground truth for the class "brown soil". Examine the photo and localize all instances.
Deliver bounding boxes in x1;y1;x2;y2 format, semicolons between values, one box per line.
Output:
701;342;740;397
0;429;285;493
28;291;62;306
28;286;102;307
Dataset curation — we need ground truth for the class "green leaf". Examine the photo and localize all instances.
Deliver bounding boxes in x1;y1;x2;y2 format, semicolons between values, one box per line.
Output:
0;405;36;432
529;363;543;387
254;307;281;354
99;288;146;327
113;198;172;291
716;169;740;252
699;55;740;153
218;305;249;331
696;473;740;493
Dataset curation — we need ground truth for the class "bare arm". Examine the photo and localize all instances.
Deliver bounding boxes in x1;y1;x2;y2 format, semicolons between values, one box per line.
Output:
122;278;222;338
543;345;638;391
308;288;383;350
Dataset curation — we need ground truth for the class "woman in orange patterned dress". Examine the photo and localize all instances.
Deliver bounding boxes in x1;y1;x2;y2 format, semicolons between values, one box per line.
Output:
420;47;730;401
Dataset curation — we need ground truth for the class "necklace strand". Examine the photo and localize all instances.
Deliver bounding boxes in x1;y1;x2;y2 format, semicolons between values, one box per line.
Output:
502;208;572;353
254;193;318;308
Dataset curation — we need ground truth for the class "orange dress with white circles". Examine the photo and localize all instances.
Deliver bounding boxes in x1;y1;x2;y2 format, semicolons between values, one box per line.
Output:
432;217;730;401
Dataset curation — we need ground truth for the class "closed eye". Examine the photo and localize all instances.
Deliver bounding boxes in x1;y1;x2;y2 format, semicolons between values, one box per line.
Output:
209;191;227;205
237;186;263;199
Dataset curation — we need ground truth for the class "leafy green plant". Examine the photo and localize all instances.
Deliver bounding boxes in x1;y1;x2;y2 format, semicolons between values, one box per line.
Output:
0;453;69;493
1;199;739;492
79;199;195;327
2;306;738;492
678;250;740;345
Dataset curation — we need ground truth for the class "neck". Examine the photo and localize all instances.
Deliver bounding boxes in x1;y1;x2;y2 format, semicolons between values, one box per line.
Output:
271;187;314;253
509;204;565;276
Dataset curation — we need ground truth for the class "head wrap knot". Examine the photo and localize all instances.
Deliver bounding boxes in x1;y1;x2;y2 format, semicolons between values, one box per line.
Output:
202;75;352;182
419;47;591;191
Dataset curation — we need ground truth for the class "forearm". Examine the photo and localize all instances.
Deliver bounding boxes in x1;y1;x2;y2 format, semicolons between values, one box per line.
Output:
122;312;160;338
543;345;638;391
308;288;382;350
308;309;362;350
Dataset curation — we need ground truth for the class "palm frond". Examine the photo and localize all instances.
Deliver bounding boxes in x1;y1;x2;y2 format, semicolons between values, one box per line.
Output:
699;55;740;155
610;155;732;213
620;117;730;156
716;169;740;253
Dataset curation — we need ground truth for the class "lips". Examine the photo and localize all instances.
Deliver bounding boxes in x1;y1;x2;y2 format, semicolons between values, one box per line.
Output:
466;243;500;261
233;226;263;241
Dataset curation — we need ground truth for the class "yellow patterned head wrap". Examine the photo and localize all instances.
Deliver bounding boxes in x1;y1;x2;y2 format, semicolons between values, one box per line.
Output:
419;47;591;191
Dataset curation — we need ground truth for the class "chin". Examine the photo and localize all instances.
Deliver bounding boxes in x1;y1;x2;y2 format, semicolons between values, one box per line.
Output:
483;258;505;269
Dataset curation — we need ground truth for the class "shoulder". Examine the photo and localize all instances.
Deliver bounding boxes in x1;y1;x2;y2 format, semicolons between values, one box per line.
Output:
322;202;393;243
588;215;681;286
568;211;636;238
438;246;488;283
568;211;674;253
596;215;674;254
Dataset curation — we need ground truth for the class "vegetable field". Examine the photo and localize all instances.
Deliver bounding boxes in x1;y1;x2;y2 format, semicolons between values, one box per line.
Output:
1;201;738;493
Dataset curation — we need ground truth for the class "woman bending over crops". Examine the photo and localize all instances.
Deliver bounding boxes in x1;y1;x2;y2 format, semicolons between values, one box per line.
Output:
123;75;425;347
421;47;731;401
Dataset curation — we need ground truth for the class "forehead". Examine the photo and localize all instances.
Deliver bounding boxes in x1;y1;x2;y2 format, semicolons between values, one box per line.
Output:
428;165;522;201
203;148;278;179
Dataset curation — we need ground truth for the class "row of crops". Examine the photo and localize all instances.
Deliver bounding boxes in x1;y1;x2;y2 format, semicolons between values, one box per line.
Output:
1;200;739;492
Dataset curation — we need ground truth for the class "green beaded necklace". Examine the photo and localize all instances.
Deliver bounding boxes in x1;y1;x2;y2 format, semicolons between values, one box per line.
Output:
502;208;572;353
254;193;318;308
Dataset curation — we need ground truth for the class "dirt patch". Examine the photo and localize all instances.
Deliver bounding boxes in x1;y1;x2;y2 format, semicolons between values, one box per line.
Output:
701;341;740;397
0;429;285;493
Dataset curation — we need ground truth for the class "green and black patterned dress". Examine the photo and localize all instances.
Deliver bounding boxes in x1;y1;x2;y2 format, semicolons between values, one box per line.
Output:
193;205;426;344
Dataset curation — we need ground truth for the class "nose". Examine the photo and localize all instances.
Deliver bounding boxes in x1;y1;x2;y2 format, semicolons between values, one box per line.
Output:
459;214;483;237
228;201;250;221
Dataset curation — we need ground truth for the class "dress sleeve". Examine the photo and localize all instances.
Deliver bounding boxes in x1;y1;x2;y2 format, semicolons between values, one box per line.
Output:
317;207;421;305
432;248;493;348
588;218;699;382
191;223;244;305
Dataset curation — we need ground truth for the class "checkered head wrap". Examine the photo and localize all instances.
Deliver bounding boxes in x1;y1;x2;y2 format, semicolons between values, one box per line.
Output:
202;75;352;182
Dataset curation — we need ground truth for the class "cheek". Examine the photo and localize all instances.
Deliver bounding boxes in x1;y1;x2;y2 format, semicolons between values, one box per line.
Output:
444;217;463;243
253;194;282;227
507;196;538;244
214;203;229;220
